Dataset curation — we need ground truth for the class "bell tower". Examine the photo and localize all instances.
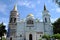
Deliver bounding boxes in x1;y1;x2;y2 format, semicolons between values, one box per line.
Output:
8;5;19;38
42;4;52;35
42;4;51;24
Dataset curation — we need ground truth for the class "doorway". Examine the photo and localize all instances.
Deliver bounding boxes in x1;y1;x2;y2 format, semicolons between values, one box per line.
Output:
29;34;32;40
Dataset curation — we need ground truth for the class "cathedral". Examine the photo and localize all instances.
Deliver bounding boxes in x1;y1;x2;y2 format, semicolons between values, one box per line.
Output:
7;4;53;40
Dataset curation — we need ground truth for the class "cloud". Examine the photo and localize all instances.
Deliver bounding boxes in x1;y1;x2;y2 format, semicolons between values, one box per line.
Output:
51;18;58;23
47;0;52;3
37;0;40;4
0;17;8;30
0;17;8;25
56;8;60;13
17;0;36;8
35;12;42;18
0;3;7;14
51;9;54;11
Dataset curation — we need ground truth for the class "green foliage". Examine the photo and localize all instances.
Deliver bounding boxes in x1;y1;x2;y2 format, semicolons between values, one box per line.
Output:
2;37;6;40
0;22;6;40
0;23;3;27
52;18;60;34
42;34;50;40
39;39;42;40
0;23;6;36
52;33;60;39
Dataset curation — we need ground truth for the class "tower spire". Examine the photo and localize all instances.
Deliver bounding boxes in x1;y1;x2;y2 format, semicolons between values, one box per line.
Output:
13;4;17;11
44;4;46;10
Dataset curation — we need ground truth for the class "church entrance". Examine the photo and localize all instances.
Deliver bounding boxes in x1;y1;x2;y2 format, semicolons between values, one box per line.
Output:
29;34;32;40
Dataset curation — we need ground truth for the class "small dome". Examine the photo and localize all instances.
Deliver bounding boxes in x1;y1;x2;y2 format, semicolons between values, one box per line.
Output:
27;14;34;17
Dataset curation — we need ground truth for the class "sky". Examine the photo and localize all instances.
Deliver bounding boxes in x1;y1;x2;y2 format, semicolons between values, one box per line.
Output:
0;0;60;29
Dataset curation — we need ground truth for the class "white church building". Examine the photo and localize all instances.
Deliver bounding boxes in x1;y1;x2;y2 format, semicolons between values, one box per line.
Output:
7;4;53;40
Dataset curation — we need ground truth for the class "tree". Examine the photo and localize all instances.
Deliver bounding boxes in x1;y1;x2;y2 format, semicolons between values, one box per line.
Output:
52;18;60;34
53;0;60;7
0;23;6;40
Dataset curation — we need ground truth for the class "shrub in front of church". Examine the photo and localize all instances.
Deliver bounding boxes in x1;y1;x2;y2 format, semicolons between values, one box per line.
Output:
2;37;6;40
39;39;42;40
42;34;50;40
52;33;60;39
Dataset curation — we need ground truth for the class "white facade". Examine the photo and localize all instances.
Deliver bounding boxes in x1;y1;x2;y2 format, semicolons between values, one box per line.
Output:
7;5;53;40
16;14;53;40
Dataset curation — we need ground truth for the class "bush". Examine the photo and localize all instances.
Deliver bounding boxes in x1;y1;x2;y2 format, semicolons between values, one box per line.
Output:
42;34;50;40
52;33;60;39
39;39;42;40
2;37;6;40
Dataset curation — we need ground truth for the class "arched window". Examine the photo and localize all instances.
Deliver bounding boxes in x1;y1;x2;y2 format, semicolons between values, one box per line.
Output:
14;18;16;23
10;37;12;40
27;20;34;24
20;35;22;37
40;35;41;37
45;18;47;22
